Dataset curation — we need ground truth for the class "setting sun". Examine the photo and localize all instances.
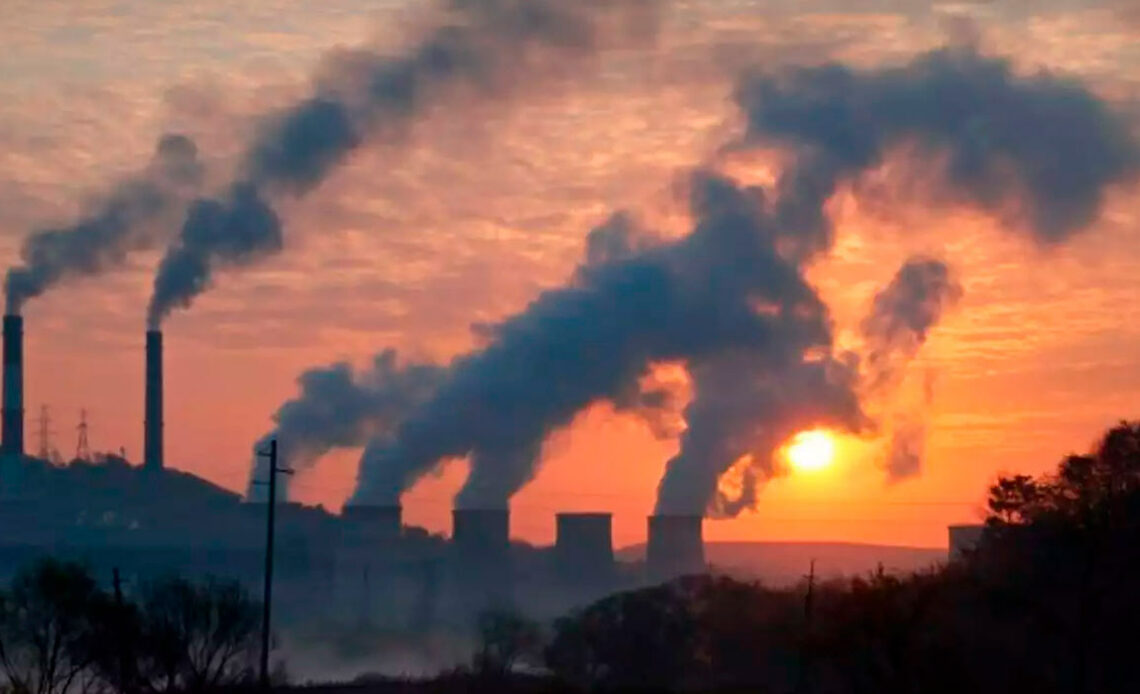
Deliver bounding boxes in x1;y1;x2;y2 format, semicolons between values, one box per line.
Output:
785;430;836;473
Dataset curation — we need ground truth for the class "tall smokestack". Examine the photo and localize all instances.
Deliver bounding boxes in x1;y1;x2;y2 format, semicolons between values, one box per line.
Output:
646;514;705;582
144;330;163;470
2;315;23;456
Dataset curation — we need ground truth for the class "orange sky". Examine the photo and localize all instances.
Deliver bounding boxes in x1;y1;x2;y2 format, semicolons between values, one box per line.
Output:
2;0;1139;550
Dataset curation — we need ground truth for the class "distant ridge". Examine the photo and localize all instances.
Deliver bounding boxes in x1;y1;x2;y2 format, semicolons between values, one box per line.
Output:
618;541;947;587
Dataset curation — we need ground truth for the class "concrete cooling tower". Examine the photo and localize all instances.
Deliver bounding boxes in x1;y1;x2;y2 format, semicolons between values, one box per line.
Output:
450;508;512;610
341;504;403;546
555;512;615;585
647;514;705;582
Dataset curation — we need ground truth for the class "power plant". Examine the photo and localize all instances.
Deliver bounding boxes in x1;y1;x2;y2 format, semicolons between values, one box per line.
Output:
0;313;711;629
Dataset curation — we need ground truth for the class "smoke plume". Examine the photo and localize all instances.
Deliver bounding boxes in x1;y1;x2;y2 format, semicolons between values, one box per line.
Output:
351;172;865;508
861;257;962;393
325;46;1139;517
655;350;866;517
861;258;961;480
147;0;657;326
654;47;1139;511
247;350;444;502
734;47;1139;247
5;134;202;314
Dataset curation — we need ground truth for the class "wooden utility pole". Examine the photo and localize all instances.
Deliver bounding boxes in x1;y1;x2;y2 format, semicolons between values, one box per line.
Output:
804;558;816;623
257;438;290;690
793;559;817;694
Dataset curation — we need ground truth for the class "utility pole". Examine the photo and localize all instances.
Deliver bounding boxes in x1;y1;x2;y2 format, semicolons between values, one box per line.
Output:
804;558;816;623
793;559;817;694
256;438;290;690
111;567;132;694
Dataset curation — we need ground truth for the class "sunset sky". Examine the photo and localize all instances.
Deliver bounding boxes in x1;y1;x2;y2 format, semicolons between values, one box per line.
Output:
2;0;1138;550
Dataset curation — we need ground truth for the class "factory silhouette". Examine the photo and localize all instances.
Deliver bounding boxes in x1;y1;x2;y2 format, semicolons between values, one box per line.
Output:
0;314;707;626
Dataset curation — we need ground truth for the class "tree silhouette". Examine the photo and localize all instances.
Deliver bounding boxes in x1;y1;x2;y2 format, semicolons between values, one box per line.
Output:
979;421;1140;694
0;559;107;694
472;609;542;677
134;577;259;693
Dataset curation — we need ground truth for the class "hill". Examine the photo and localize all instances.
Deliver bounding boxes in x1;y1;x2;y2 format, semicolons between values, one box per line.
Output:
618;541;947;587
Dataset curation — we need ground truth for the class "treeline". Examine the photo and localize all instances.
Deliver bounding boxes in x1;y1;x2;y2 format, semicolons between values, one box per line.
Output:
0;563;263;694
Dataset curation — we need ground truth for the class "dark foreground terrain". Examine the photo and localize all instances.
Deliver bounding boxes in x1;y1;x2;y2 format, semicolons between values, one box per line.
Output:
4;422;1140;694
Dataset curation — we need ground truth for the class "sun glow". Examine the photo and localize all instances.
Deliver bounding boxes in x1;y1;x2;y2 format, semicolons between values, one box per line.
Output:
785;429;836;473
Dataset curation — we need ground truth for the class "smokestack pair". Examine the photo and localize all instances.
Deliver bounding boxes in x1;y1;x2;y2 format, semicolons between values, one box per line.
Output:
0;320;165;468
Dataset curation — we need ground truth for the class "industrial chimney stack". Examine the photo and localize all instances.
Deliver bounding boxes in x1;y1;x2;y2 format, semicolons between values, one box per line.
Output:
2;315;23;456
144;330;163;471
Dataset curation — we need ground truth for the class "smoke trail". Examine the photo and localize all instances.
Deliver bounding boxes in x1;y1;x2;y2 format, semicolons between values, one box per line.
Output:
656;350;865;517
861;257;961;393
734;47;1139;246
860;258;961;480
651;47;1138;514
147;0;657;326
247;350;445;502
351;172;864;508
4;134;202;314
346;46;1138;516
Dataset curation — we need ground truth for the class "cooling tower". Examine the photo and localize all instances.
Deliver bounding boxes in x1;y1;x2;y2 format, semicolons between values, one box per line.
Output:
647;514;705;581
341;504;403;546
450;508;512;609
2;315;24;456
555;512;615;583
332;504;403;624
144;330;163;470
452;508;510;560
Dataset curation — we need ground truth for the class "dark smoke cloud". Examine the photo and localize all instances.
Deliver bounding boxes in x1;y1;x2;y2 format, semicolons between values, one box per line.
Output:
147;0;657;326
886;414;925;481
861;259;960;480
247;350;445;503
861;257;962;393
656;350;866;517
351;173;866;509
735;47;1139;247
340;46;1139;517
349;46;1139;515
5;134;202;314
147;184;280;327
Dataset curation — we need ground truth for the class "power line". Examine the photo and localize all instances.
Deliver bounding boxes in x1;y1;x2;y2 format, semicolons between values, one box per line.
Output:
36;405;54;460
